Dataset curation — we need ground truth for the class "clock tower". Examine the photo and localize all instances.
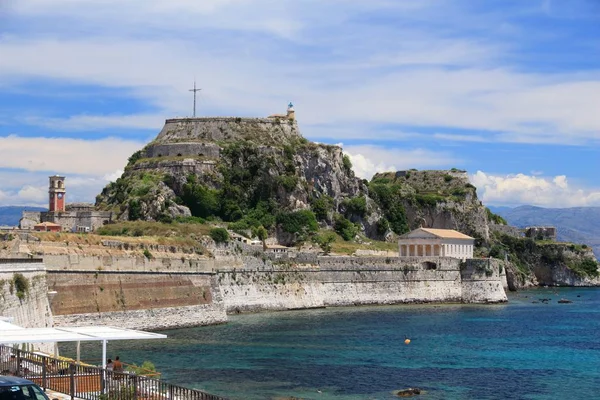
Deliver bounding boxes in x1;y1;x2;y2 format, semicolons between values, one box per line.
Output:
49;175;66;212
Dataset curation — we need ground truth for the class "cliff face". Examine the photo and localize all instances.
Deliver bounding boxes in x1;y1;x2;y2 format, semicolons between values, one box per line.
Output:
96;118;492;244
488;234;600;290
369;170;490;241
96;118;370;237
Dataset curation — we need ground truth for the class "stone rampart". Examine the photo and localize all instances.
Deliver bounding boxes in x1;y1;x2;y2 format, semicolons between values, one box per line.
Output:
145;142;221;159
218;256;506;313
41;210;113;232
48;270;227;329
490;224;523;238
153;117;301;146
42;251;507;329
0;259;53;329
43;253;215;273
131;158;217;177
460;259;508;303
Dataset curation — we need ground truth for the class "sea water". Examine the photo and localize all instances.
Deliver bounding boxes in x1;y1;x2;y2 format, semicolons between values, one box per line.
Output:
62;288;600;400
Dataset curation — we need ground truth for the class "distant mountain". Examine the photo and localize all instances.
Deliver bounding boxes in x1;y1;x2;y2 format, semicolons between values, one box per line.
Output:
0;206;47;227
492;205;600;259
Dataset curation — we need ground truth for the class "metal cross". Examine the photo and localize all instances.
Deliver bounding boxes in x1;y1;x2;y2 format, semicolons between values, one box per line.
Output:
189;81;201;117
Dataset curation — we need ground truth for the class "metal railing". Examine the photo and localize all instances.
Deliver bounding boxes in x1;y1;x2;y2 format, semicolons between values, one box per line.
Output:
0;345;228;400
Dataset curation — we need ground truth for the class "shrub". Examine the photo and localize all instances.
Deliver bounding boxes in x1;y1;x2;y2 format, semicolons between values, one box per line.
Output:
277;210;319;235
310;195;334;221
13;273;29;299
143;249;153;259
128;199;142;221
277;175;299;192
486;208;507;225
126;361;157;377
127;150;143;166
342;196;367;217
368;183;409;235
443;174;454;182
314;231;336;254
181;176;220;219
334;214;358;241
342;154;352;171
210;228;230;243
376;217;390;236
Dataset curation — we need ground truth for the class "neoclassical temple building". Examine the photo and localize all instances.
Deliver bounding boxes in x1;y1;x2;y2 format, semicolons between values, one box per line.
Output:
398;228;475;259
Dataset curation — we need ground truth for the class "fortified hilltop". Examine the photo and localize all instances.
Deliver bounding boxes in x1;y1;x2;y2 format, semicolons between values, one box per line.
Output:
92;103;598;291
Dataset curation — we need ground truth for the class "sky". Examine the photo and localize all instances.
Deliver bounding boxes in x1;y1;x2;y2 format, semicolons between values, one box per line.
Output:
0;0;599;208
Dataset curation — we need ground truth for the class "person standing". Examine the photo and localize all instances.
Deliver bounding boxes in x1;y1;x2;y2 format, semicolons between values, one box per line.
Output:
106;359;114;371
113;356;123;372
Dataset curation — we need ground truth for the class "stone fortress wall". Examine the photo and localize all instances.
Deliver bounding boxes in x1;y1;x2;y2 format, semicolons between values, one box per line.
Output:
41;245;507;329
145;142;221;159
152;117;301;146
0;259;54;329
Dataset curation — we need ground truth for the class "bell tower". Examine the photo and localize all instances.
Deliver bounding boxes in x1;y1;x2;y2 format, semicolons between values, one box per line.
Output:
49;175;66;212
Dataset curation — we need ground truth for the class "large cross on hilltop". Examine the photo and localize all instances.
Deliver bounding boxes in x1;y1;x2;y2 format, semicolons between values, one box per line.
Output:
189;81;201;117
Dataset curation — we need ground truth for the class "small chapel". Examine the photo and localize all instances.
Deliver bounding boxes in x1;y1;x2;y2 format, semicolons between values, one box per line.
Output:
398;228;475;260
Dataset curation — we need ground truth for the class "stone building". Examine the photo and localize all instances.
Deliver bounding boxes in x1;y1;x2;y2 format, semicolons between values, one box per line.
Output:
524;226;557;241
398;228;475;259
20;176;113;232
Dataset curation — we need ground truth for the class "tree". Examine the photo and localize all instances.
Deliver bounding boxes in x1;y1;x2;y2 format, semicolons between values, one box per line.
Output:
314;231;336;254
253;225;268;250
210;228;229;243
334;214;359;241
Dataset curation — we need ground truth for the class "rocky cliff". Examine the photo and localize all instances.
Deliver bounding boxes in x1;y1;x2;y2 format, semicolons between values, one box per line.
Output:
483;233;599;289
96;118;493;245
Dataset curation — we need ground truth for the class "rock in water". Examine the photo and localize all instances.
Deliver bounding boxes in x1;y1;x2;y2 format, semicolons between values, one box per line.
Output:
395;388;422;397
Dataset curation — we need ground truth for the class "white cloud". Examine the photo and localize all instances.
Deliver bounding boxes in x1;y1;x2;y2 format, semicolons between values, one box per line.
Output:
0;3;598;143
0;170;121;207
0;135;144;175
17;185;47;203
343;145;460;179
471;171;600;207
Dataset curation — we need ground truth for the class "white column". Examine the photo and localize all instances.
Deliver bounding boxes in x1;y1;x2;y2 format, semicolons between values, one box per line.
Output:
102;340;107;369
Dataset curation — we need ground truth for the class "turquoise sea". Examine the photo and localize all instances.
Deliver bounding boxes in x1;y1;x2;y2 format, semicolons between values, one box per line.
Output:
63;288;600;400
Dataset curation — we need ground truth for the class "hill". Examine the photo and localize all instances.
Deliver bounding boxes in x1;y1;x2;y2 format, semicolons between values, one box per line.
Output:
93;115;598;288
0;206;46;227
95;117;491;244
491;205;600;259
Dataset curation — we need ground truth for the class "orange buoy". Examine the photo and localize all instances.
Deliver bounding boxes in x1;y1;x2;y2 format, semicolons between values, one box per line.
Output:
404;338;411;345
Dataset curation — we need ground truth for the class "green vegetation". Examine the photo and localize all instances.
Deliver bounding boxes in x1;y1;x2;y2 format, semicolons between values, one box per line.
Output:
342;154;352;171
310;195;334;221
568;258;599;278
368;182;409;235
126;150;143;166
142;249;153;259
342;196;367;217
486;207;507;225
126;360;158;377
252;225;268;249
181;175;220;219
12;273;29;300
97;220;211;239
277;210;319;236
333;214;359;241
443;174;454;182
313;231;336;254
209;227;230;243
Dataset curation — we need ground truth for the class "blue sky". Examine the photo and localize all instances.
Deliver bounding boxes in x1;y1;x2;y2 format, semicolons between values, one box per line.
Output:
0;0;599;208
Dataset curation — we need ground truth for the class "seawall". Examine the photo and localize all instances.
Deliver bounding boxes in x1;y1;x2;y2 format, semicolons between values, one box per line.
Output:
219;256;507;314
48;270;228;329
0;259;53;328
41;252;507;329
